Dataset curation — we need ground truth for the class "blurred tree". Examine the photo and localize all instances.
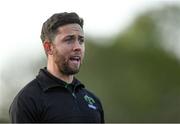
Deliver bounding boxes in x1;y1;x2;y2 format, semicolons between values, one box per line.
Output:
78;5;180;122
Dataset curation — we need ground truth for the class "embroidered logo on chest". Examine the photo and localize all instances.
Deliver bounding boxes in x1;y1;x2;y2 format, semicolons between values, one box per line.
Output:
84;95;97;110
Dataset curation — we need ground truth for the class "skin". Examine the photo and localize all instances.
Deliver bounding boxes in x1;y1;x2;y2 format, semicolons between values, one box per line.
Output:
43;23;85;83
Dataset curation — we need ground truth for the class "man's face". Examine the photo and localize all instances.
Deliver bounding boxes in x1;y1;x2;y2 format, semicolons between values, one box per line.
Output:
51;23;85;75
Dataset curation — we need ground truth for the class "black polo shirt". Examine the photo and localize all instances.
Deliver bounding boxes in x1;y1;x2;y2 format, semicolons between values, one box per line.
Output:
9;68;104;123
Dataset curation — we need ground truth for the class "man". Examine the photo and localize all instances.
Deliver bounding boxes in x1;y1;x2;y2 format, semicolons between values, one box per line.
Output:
9;12;104;123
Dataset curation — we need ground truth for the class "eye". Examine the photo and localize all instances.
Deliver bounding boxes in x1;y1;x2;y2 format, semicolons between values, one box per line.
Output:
79;38;84;44
65;37;74;44
65;38;72;41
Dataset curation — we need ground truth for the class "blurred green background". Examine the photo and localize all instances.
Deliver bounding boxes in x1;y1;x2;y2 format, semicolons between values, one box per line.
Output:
1;4;180;123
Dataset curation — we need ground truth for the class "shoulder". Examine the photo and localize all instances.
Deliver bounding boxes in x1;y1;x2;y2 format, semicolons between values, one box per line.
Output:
83;88;100;101
9;78;44;122
17;78;42;99
10;78;43;112
10;78;43;108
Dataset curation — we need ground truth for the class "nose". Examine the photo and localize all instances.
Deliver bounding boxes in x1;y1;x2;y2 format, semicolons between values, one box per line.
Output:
73;41;82;51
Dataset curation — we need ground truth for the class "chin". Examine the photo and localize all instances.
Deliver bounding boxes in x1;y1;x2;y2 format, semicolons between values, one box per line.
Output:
61;67;80;75
70;68;80;75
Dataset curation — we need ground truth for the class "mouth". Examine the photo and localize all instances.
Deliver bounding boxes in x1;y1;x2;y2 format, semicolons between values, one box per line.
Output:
69;56;81;64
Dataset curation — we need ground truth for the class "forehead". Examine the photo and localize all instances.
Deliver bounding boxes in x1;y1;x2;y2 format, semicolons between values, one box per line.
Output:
57;23;84;36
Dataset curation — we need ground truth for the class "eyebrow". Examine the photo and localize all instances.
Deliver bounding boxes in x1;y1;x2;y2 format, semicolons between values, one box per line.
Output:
65;35;84;39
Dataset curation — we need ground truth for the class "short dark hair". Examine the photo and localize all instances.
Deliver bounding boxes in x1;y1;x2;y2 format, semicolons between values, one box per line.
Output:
40;12;84;42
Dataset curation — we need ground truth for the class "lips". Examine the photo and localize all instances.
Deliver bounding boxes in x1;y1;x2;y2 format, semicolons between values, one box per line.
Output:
69;56;81;64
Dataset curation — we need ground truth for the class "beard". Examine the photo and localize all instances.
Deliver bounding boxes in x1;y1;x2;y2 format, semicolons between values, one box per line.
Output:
60;60;80;75
53;47;82;75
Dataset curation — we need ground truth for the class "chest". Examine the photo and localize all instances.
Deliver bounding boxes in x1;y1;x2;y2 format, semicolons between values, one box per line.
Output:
41;88;101;122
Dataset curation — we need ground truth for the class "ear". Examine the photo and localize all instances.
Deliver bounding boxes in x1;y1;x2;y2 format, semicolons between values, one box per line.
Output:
43;40;53;55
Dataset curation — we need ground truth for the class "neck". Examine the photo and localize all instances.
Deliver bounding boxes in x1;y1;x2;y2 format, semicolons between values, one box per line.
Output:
47;59;73;84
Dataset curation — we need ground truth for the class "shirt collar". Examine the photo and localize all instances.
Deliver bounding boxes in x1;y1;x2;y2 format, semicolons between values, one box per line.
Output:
36;67;85;92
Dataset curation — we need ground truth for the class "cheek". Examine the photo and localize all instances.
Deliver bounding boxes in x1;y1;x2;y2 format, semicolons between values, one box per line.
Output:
54;45;67;55
53;47;63;59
